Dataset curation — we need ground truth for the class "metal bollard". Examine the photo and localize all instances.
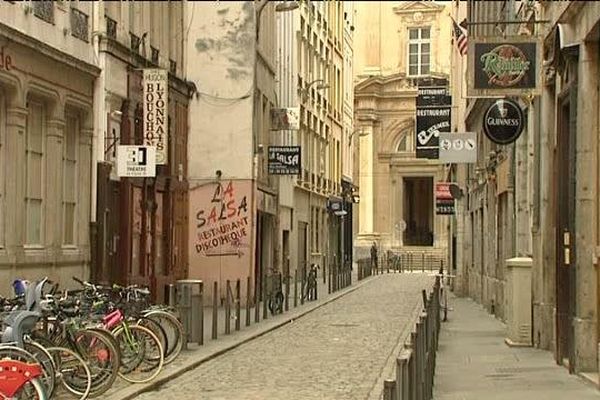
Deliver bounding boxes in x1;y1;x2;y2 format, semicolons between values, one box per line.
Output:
212;282;218;340
225;280;231;335
255;275;260;323
198;282;204;346
246;276;251;327
285;273;289;311
235;279;241;331
263;277;268;320
167;284;176;307
396;351;410;400
383;379;396;400
422;252;425;273
294;270;298;307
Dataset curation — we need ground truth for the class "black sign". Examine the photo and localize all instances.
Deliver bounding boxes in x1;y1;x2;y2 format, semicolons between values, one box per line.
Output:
268;146;301;175
483;99;524;145
474;42;537;91
416;82;451;159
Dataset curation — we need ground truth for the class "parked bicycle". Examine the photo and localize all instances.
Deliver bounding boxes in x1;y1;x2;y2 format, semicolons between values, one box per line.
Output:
302;264;319;302
267;271;284;316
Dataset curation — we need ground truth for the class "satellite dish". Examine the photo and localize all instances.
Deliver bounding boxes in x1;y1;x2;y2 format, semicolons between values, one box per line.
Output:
449;184;463;199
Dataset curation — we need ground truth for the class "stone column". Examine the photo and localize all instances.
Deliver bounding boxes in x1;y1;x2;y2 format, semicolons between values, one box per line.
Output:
574;40;598;372
5;99;28;260
45;110;66;259
358;124;374;234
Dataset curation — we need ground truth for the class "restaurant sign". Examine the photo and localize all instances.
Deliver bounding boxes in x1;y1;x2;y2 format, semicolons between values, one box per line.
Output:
468;37;541;97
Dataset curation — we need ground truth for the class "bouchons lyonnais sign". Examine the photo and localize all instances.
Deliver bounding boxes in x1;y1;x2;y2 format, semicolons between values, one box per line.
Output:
143;69;168;165
483;99;524;145
468;37;541;97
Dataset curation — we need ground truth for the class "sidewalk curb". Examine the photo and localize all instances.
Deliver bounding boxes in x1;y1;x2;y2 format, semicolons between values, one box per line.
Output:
106;275;377;400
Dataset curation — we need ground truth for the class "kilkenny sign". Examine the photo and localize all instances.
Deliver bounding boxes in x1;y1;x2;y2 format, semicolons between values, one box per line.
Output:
268;146;301;175
416;83;451;159
468;37;541;97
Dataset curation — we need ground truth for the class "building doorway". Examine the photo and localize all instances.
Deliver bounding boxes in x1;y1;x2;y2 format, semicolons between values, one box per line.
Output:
403;177;434;246
555;87;577;372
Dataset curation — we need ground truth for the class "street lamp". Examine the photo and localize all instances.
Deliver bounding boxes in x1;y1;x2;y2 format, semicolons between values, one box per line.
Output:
299;79;330;102
256;1;299;41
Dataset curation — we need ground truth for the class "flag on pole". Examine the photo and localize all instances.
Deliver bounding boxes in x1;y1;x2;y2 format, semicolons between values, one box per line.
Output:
452;18;468;56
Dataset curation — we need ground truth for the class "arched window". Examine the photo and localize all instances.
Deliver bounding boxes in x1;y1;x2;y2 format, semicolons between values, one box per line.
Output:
396;129;412;152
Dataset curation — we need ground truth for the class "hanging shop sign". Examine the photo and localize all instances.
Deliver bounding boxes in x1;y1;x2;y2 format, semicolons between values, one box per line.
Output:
483;99;524;145
416;83;451;159
435;182;455;215
143;69;168;165
270;107;300;130
468;37;541;97
438;132;477;164
116;145;156;177
268;146;301;175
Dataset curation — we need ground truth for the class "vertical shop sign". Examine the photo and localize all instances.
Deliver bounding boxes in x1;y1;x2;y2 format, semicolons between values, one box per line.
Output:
143;69;168;164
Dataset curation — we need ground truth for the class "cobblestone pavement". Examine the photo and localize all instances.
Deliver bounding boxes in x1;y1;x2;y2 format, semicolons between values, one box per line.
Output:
138;274;434;400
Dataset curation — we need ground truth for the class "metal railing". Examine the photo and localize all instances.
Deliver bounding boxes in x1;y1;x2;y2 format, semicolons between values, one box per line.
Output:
382;273;442;400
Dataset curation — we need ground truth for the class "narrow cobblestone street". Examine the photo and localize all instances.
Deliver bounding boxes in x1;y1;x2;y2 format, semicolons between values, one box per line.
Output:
137;274;433;400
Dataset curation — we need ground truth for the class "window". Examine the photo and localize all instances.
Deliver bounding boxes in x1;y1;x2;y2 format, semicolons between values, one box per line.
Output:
25;102;45;246
407;27;431;76
151;47;159;65
70;7;89;42
33;1;54;24
130;33;140;53
63;114;78;245
106;16;117;40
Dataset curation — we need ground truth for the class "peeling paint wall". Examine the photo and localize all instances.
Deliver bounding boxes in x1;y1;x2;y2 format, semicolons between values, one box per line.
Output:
186;1;256;181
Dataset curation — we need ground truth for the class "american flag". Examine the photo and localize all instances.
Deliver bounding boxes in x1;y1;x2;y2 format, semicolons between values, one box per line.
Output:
452;19;468;56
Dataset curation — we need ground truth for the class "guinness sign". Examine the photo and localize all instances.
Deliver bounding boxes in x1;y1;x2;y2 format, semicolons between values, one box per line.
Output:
483;99;524;145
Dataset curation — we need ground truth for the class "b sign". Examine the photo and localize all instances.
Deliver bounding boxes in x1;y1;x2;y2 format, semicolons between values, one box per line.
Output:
117;145;156;177
438;132;477;164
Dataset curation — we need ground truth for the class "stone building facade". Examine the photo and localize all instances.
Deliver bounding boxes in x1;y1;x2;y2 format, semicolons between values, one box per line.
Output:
353;1;453;261
452;0;600;379
0;1;99;293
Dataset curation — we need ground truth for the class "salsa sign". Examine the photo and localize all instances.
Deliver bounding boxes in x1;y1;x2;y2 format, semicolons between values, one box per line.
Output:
468;37;541;97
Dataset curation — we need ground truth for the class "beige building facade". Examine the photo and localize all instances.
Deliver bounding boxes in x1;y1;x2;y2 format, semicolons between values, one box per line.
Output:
276;0;354;282
0;1;98;293
353;1;453;261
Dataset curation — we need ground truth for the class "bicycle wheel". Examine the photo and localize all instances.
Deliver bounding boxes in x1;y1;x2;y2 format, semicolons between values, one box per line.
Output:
72;328;120;398
112;324;164;383
136;316;168;362
24;339;56;398
0;347;48;400
143;310;184;364
46;346;92;400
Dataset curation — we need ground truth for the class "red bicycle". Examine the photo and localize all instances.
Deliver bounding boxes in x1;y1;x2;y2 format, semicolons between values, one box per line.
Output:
0;347;47;399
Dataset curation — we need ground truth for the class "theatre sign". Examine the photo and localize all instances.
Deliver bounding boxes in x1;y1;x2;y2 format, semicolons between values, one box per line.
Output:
467;36;541;97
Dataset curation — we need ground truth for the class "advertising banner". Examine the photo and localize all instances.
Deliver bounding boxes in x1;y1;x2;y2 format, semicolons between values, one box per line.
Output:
416;84;451;159
268;146;301;175
270;107;300;131
439;132;477;164
116;145;156;177
435;182;455;215
468;37;541;97
143;69;168;164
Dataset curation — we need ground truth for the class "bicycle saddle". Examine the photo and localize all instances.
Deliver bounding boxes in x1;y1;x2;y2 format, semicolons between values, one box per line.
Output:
1;310;41;348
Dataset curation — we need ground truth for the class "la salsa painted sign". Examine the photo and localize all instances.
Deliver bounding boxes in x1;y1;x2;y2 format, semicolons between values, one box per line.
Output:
468;38;540;97
194;181;250;256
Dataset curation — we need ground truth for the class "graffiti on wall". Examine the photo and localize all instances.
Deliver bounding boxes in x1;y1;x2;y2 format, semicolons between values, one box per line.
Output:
193;181;251;257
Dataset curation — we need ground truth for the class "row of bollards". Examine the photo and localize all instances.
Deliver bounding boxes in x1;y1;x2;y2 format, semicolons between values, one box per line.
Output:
382;270;442;400
169;266;356;348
